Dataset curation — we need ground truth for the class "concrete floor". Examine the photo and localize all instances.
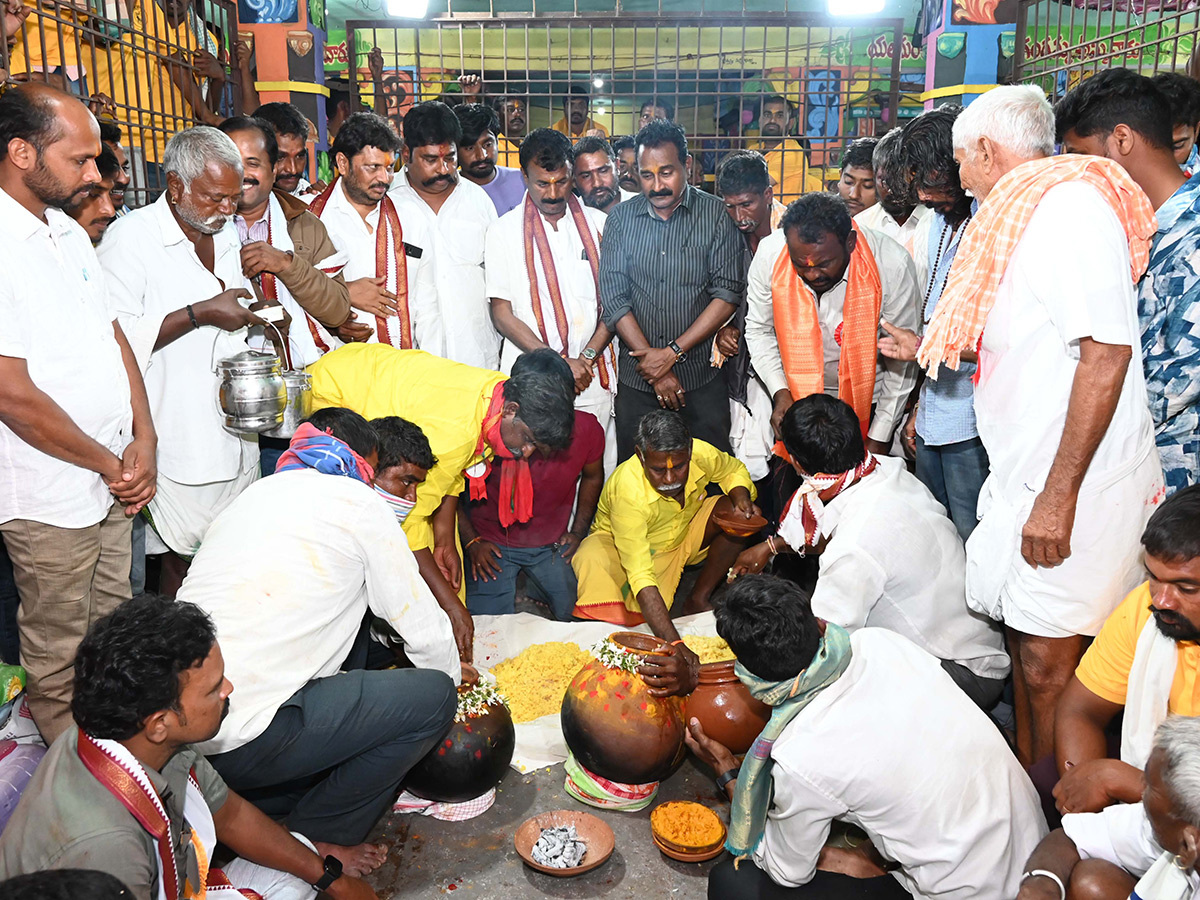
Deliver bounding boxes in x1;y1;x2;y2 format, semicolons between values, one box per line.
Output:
364;757;724;899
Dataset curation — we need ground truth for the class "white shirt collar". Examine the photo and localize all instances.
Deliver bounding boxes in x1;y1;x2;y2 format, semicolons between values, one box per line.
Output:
0;186;76;242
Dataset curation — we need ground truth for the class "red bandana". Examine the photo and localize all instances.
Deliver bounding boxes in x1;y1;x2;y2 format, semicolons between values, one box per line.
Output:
467;386;534;528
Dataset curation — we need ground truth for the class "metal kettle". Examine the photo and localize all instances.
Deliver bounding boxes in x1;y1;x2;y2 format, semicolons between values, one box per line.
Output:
216;350;287;434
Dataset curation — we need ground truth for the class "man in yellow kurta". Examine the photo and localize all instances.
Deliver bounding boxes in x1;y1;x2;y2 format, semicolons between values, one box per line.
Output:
494;97;526;167
552;87;608;141
748;96;823;204
573;410;758;693
309;344;575;659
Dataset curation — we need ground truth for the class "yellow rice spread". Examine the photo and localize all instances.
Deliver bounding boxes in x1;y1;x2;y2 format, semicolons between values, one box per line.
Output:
651;801;725;849
682;635;736;664
492;641;593;724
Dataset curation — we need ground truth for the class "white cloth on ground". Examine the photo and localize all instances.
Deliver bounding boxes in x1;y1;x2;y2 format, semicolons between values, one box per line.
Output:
391;176;500;369
184;468;460;755
744;226;921;444
752;628;1046;899
221;832;319;900
0;187;132;529
966;183;1164;638
787;456;1009;679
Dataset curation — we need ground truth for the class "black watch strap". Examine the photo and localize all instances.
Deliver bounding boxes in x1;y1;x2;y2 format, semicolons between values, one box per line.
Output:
668;340;686;362
313;854;343;891
715;766;740;792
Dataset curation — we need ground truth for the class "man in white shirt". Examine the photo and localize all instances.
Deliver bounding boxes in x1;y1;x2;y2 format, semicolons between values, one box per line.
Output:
391;101;501;370
745;191;920;455
485;128;616;474
571;135;636;216
100;126;267;597
732;395;1009;708
916;85;1164;766
853;127;933;288
689;574;1046;899
0;84;156;744
181;407;461;869
309;112;438;352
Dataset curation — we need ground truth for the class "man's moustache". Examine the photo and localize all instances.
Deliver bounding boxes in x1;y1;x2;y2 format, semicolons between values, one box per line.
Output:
369;181;390;191
423;174;453;187
649;190;673;198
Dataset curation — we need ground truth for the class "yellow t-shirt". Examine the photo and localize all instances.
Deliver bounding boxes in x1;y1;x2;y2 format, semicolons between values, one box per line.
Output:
308;344;506;553
551;116;609;140
590;439;754;597
1075;582;1200;715
750;140;823;205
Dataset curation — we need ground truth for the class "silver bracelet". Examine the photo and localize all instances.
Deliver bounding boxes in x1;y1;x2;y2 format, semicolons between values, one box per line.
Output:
1022;869;1066;900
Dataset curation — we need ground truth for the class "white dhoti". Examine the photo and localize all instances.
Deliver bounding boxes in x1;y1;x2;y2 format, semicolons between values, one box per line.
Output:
220;832;319;900
729;376;775;483
145;439;260;558
967;441;1164;638
575;380;617;480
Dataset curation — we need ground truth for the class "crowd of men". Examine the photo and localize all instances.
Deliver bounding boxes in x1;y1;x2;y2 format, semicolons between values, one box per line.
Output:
2;60;1200;900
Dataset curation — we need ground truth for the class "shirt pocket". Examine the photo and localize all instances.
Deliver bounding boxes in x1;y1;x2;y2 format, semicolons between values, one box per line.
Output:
677;245;709;289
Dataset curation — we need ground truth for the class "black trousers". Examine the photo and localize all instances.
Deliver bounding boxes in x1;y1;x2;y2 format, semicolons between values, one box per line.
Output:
615;376;732;463
709;859;911;899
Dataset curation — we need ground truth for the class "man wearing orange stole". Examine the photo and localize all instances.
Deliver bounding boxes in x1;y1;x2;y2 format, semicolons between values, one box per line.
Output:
486;128;617;475
744;192;920;456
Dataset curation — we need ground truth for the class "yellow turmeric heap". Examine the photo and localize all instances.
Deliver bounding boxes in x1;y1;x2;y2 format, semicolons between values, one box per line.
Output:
492;641;593;724
651;801;725;849
681;635;736;664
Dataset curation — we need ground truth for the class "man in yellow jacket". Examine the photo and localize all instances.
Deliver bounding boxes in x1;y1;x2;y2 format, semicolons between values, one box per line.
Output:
309;344;575;659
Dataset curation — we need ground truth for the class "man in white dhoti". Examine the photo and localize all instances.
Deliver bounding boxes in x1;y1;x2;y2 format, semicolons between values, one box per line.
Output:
485;128;616;474
309;113;439;353
391;101;501;370
100;127;269;596
917;85;1164;766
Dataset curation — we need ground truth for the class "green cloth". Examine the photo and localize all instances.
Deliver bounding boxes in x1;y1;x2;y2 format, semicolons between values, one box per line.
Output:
726;624;853;863
563;752;657;812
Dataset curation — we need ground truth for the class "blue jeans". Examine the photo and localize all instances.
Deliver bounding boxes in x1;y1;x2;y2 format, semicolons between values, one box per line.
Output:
915;435;990;544
465;543;578;620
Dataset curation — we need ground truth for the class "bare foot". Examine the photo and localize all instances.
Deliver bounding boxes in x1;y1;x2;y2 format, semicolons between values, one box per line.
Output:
313;841;388;877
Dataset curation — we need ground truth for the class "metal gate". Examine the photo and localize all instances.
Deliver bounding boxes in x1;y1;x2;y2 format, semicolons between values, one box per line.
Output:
1015;0;1200;99
345;12;912;187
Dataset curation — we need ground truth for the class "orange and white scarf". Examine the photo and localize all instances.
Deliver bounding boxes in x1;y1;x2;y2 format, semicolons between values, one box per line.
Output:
522;193;615;392
309;177;413;351
77;732;259;900
465;385;534;528
918;155;1156;375
777;453;878;553
771;221;881;438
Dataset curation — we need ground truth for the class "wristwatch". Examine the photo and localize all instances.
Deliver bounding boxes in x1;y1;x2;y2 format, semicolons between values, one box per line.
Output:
581;347;598;362
668;340;686;363
313;855;343;891
715;766;740;792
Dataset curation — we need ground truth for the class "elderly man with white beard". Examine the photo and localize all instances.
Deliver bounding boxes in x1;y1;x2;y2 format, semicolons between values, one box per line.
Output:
100;127;278;597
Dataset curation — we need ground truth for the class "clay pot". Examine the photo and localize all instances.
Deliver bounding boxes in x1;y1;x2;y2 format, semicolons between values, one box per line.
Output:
685;660;771;755
404;702;515;803
560;632;687;785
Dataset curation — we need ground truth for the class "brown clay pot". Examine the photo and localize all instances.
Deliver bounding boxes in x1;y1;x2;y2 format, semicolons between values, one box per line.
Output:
685;660;771;755
560;632;687;785
404;701;515;803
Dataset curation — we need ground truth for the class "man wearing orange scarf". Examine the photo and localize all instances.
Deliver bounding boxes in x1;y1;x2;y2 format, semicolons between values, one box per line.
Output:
917;85;1164;767
744;191;920;455
308;345;575;661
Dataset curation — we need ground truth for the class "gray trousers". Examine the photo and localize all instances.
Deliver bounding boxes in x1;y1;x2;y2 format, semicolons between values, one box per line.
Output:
208;667;456;844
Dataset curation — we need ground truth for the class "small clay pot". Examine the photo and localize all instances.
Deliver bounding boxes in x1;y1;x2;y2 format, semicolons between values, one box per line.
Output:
404;702;515;803
561;632;686;785
684;660;770;755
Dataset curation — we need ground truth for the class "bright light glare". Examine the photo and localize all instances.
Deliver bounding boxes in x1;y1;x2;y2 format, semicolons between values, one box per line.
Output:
827;0;884;13
386;0;428;17
593;76;604;88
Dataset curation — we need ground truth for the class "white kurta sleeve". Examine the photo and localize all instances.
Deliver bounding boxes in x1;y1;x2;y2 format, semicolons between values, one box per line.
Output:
484;215;515;303
869;234;921;443
745;232;789;398
359;498;461;683
1062;804;1164;879
98;223;159;373
754;764;848;888
809;547;888;633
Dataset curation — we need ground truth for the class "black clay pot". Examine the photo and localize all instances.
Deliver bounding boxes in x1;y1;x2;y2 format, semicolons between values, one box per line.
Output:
404;702;516;803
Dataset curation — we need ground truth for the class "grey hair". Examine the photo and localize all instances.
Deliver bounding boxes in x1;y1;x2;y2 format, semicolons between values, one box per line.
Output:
1155;716;1200;828
952;85;1055;161
872;127;905;174
635;410;691;456
163;126;243;185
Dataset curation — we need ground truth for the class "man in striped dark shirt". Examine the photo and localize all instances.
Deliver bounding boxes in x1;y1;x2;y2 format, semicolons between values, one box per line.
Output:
599;119;747;461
